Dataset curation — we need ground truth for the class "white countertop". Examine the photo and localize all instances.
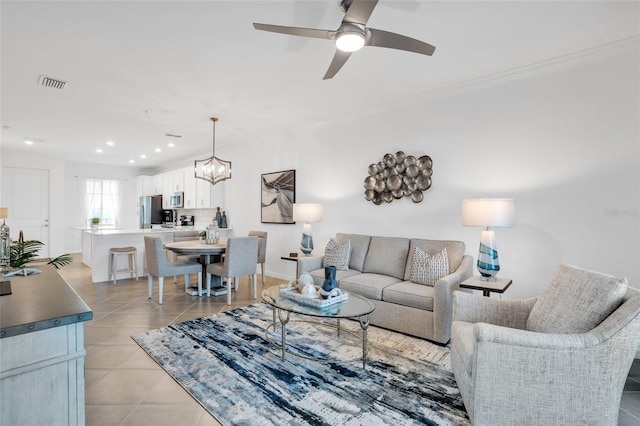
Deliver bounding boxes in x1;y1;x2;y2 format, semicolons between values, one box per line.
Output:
87;227;199;236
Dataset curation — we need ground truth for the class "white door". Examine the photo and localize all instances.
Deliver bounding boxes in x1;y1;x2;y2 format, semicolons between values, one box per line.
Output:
0;167;50;258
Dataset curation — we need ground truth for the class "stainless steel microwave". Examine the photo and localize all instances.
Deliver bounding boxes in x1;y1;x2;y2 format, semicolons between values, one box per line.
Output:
168;191;184;208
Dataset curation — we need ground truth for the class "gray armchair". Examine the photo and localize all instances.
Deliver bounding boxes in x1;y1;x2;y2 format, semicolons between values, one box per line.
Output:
451;264;640;426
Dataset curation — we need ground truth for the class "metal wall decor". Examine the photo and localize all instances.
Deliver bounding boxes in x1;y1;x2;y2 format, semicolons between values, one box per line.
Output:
364;151;433;205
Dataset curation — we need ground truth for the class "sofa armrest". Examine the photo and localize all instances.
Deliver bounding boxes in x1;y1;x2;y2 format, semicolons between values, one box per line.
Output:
297;255;323;275
453;291;537;330
431;254;474;343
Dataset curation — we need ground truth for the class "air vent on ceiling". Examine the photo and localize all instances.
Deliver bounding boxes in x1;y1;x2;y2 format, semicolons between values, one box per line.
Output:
38;74;68;90
165;133;182;138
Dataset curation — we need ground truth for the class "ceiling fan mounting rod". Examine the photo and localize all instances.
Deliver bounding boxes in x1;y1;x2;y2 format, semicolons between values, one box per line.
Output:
340;0;354;14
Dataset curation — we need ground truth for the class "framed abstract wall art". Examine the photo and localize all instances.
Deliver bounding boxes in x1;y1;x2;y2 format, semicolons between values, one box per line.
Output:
261;169;296;224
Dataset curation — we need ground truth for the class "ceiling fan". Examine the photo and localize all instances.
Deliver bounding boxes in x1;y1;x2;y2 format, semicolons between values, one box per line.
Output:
253;0;436;80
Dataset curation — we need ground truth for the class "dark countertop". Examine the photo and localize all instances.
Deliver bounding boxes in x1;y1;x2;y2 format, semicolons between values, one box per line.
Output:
0;265;93;339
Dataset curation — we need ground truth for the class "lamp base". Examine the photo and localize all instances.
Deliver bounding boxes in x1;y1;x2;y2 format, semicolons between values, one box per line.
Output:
479;275;498;282
477;229;500;280
300;233;314;256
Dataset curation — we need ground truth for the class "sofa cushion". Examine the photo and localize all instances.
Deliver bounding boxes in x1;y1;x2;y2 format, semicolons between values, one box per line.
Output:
336;233;371;272
308;268;360;287
527;264;628;334
410;247;449;287
339;273;402;301
404;239;466;280
322;238;351;271
383;281;435;311
363;236;410;280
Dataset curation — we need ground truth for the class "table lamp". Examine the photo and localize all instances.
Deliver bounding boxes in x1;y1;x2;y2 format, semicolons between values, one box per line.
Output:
293;203;323;256
462;198;514;281
0;208;10;271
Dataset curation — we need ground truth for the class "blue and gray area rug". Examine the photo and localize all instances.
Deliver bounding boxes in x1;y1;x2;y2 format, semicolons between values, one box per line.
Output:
132;303;470;425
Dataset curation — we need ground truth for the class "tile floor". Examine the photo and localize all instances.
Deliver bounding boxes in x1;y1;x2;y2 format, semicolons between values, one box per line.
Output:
56;255;640;426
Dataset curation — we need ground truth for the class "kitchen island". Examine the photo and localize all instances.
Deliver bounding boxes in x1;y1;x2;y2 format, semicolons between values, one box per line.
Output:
83;228;177;283
0;265;92;425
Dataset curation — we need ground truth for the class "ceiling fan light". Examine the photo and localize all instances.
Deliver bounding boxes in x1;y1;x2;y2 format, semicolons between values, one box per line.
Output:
336;32;365;52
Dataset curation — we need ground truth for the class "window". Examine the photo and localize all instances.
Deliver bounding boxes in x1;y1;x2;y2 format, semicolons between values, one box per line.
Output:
85;179;119;225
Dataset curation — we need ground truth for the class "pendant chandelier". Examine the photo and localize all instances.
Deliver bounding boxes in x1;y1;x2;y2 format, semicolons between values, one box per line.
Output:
194;117;232;185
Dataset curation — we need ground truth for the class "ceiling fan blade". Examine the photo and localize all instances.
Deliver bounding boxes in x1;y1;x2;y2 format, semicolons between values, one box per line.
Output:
323;50;352;80
343;0;379;25
253;23;333;40
367;28;435;56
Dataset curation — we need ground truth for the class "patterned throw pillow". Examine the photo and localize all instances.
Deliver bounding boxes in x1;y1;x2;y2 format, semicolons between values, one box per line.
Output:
322;238;351;271
410;247;449;286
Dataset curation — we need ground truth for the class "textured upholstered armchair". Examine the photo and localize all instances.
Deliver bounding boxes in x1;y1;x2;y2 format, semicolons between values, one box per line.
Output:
451;264;640;426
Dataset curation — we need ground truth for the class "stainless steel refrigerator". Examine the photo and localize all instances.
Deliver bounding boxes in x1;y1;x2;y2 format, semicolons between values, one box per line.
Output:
139;195;163;228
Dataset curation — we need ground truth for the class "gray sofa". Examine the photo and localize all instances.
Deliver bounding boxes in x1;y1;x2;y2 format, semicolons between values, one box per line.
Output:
298;233;473;344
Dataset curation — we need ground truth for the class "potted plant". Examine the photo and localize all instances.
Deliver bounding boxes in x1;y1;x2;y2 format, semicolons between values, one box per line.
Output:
90;217;100;228
10;239;72;269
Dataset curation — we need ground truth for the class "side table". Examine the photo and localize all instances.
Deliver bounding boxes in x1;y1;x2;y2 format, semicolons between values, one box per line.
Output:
460;276;512;297
280;255;301;279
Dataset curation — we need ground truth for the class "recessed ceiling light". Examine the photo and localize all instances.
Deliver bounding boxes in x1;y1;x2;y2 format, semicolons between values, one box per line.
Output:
129;159;135;164
167;142;175;148
96;148;103;153
140;154;147;159
106;141;115;146
25;140;34;145
154;148;162;153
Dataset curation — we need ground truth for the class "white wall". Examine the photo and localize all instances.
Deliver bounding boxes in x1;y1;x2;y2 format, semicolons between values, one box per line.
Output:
224;42;639;298
1;42;637;300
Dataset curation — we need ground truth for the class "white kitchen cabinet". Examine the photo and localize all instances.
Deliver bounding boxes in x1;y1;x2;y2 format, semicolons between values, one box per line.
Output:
196;177;211;208
183;167;197;209
136;175;154;197
146;167;225;210
171;169;184;192
152;174;163;196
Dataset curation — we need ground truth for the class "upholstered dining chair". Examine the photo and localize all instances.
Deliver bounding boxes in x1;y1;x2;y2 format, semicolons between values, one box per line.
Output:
248;230;267;285
144;236;202;304
451;264;640;426
169;230;202;282
206;236;258;305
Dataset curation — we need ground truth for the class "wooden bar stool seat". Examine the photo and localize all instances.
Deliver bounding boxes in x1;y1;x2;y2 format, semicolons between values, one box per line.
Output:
109;246;138;284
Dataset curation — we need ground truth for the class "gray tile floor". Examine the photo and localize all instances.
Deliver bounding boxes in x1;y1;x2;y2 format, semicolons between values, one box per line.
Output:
57;255;640;426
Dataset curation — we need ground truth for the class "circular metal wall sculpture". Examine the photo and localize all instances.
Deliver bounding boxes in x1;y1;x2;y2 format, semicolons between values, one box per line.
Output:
364;151;433;205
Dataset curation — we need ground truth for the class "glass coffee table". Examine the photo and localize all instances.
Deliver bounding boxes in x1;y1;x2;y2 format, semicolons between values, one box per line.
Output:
261;284;375;369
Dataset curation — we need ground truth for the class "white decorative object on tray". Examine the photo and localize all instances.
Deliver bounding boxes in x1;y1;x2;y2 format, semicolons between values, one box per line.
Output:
280;284;348;308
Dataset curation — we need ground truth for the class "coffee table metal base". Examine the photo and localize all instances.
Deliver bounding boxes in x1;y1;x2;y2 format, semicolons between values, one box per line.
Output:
265;306;371;369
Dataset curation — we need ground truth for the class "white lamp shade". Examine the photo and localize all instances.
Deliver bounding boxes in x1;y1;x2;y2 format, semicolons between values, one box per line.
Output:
293;204;324;223
462;198;515;228
0;208;7;219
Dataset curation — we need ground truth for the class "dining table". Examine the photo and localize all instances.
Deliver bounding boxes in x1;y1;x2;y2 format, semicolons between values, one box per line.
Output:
164;240;227;296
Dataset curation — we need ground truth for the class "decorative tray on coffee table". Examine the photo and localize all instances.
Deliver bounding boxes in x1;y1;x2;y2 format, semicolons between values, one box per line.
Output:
279;285;349;308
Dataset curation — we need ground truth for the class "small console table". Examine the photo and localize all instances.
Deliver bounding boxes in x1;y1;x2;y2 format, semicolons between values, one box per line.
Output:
460;276;512;297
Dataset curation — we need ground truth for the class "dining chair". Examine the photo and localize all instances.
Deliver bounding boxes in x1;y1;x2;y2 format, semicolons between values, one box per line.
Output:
248;230;267;285
169;230;202;283
206;236;258;305
144;236;202;304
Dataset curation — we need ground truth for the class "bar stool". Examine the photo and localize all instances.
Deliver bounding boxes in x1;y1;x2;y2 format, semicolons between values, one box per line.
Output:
109;246;138;284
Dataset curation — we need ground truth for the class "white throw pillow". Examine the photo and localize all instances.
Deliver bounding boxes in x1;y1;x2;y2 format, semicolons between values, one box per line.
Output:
410;247;449;286
322;238;351;271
